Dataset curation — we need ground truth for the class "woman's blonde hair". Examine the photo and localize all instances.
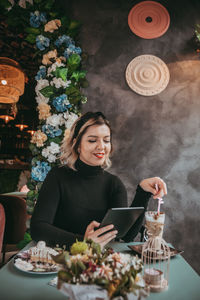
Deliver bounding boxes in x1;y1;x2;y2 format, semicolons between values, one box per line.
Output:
60;112;113;170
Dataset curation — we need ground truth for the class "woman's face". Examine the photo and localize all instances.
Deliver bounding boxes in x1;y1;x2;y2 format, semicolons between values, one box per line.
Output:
78;124;111;166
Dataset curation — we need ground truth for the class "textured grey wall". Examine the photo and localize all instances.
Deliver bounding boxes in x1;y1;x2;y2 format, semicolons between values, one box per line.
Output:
68;0;200;274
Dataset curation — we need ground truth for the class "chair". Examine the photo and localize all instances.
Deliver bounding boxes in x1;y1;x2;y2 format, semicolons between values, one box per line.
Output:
0;203;6;254
0;195;27;264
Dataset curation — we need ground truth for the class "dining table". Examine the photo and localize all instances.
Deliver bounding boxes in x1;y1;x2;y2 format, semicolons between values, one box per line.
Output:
0;241;199;300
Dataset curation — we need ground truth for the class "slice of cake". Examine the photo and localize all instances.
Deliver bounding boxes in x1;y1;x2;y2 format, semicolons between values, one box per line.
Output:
29;241;59;264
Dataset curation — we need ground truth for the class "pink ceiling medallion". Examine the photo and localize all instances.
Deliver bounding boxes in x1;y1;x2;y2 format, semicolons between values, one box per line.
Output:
128;1;170;39
125;55;170;96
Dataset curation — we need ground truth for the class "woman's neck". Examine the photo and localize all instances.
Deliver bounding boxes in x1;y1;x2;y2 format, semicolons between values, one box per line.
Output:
75;158;103;176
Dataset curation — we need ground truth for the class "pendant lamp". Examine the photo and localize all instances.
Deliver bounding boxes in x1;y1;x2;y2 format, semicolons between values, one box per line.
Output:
0;57;25;104
0;103;16;123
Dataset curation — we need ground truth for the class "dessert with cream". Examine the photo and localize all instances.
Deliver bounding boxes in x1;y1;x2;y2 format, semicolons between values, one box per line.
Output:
14;241;59;273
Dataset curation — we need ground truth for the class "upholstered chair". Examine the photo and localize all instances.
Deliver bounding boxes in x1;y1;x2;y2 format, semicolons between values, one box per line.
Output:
0;195;27;264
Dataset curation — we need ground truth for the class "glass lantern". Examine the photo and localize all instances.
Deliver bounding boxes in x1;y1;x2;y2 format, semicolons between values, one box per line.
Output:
142;211;170;292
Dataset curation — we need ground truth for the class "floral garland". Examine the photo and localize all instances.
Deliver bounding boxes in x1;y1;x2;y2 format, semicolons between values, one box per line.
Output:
26;8;87;214
0;1;88;214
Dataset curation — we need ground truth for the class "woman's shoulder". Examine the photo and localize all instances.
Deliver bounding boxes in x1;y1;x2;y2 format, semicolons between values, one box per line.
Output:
103;170;125;186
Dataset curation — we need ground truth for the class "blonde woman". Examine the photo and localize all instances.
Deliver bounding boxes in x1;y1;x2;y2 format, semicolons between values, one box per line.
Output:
30;112;167;249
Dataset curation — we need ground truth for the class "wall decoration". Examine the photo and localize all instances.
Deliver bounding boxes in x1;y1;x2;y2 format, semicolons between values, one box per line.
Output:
126;55;170;96
128;1;170;39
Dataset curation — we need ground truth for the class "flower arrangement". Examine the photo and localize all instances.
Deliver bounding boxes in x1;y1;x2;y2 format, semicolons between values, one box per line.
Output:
0;0;88;214
52;240;146;299
26;4;87;213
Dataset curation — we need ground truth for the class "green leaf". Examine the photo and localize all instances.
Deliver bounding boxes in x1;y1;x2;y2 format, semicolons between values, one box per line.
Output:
44;0;55;10
24;27;40;34
67;54;81;68
80;78;89;88
25;33;37;44
52;67;68;81
40;85;54;97
27;182;35;190
0;0;11;9
69;20;81;30
71;71;86;82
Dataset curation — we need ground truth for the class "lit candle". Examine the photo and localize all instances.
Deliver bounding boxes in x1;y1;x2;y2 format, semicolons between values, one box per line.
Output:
144;268;163;284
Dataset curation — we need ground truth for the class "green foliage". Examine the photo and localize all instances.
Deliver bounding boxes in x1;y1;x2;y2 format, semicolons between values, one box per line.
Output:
195;24;200;41
52;67;68;81
40;86;55;97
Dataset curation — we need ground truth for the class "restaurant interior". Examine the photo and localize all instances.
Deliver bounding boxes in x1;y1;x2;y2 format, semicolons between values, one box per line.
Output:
0;0;199;299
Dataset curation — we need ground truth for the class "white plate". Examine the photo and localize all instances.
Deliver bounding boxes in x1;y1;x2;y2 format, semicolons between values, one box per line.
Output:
13;250;59;275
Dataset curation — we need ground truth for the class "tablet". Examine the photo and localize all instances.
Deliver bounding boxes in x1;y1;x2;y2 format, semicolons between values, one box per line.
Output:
99;207;144;238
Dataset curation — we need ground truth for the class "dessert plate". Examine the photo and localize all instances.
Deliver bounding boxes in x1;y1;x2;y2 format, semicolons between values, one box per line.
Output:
128;243;183;258
13;250;59;275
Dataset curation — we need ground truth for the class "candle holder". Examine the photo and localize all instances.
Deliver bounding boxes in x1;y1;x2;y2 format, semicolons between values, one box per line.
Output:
142;211;170;292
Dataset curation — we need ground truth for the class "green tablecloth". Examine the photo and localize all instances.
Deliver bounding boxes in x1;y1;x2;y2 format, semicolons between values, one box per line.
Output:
0;241;199;300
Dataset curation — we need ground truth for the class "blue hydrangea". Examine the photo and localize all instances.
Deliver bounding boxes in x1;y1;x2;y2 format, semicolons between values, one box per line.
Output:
63;44;82;59
36;35;50;51
31;161;51;182
42;125;62;138
54;35;74;48
52;94;71;112
35;67;46;80
30;11;47;28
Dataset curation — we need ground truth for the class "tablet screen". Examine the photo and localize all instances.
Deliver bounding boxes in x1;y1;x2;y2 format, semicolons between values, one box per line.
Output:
100;207;144;238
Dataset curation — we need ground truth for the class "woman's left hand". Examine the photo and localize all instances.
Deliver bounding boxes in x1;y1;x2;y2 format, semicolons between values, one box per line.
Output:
139;177;167;199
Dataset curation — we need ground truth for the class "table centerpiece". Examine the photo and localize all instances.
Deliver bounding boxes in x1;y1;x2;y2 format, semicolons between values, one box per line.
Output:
52;239;149;300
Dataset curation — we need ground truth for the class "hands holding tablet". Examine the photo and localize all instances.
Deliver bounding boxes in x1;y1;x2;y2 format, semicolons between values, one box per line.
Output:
84;221;118;249
84;177;167;249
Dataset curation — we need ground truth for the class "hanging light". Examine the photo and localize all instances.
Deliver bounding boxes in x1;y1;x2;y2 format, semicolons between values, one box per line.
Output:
0;103;16;123
27;129;35;136
0;57;25;104
0;114;14;123
15;123;28;131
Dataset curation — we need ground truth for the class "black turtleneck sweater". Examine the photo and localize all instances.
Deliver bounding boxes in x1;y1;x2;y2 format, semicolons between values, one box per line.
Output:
30;159;152;248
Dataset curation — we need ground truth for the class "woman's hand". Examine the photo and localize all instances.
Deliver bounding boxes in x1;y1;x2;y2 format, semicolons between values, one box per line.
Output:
139;177;167;199
84;221;118;249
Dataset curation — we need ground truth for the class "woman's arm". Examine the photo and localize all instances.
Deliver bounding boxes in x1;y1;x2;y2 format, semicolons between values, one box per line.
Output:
122;185;152;242
123;177;167;242
30;168;83;248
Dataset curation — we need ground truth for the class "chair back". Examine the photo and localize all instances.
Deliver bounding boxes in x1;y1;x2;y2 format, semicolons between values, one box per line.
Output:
0;195;27;244
0;203;6;253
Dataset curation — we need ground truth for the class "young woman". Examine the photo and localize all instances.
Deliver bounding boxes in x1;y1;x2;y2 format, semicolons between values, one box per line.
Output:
30;112;167;249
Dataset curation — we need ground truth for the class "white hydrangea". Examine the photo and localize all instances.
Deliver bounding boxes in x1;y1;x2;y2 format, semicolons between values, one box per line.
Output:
42;142;60;162
47;62;65;77
63;112;78;129
48;142;60;154
46;114;65;127
48;154;57;163
50;77;71;88
35;79;49;104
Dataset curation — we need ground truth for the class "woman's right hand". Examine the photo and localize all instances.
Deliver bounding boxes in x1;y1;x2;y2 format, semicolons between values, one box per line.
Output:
84;221;118;249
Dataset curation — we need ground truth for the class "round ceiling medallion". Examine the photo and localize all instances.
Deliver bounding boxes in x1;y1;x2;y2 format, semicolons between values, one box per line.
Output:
126;55;170;96
128;1;170;39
